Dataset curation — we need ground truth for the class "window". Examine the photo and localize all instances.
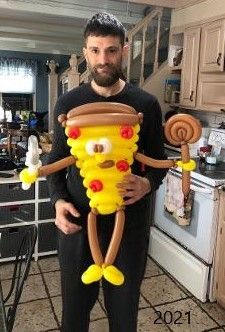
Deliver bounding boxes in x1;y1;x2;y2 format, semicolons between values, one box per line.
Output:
0;58;37;93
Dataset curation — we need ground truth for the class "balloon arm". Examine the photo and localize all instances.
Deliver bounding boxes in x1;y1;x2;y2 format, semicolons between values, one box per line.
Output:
134;152;176;168
25;136;77;178
38;155;77;177
134;151;195;197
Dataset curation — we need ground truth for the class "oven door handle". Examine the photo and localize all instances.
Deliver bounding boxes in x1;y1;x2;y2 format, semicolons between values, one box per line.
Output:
190;184;212;194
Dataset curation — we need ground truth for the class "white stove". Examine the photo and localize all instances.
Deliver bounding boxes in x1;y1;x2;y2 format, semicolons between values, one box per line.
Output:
151;128;225;302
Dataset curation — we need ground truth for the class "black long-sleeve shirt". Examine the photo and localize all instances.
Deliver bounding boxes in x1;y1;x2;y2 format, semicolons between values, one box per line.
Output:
47;82;167;214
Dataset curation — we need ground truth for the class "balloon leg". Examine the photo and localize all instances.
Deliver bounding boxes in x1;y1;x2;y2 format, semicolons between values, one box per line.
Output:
103;209;125;285
87;209;103;265
104;209;125;266
81;210;104;284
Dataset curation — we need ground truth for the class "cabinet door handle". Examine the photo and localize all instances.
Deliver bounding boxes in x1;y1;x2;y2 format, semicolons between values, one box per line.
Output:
217;53;222;66
189;90;194;102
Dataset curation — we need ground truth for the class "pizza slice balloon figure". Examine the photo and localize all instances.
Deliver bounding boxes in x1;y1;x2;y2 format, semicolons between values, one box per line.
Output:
20;102;202;286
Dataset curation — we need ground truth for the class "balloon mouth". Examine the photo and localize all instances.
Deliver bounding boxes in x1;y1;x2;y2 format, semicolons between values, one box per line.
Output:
98;160;115;168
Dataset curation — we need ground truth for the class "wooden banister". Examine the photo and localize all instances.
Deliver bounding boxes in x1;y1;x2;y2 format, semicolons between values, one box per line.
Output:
126;7;164;86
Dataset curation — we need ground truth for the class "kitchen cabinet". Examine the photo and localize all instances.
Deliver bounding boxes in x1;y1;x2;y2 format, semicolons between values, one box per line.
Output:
199;19;225;73
180;27;201;108
214;190;225;309
172;17;225;112
0;174;57;262
197;74;225;112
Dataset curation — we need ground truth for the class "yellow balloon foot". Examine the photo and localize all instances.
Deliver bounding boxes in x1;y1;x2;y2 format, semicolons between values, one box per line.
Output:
81;264;103;284
103;265;124;286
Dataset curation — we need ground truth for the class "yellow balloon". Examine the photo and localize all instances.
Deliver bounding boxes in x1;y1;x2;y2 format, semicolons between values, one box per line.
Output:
66;123;139;214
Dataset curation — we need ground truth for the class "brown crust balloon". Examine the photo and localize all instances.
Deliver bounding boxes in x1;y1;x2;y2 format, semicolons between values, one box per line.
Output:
66;113;140;127
59;102;142;128
68;102;137;117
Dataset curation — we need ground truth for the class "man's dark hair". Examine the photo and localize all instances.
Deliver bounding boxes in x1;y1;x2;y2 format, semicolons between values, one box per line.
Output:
84;12;126;46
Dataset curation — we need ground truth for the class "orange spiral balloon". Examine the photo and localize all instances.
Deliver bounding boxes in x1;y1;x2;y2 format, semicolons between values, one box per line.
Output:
164;114;202;197
164;114;202;146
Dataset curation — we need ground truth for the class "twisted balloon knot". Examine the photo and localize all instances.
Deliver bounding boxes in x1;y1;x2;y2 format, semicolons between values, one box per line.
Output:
176;159;196;171
91;208;99;215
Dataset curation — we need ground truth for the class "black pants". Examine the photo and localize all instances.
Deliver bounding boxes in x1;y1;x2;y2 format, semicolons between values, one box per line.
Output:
58;199;151;332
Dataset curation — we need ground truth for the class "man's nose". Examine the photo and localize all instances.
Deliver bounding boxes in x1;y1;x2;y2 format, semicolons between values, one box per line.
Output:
98;51;109;65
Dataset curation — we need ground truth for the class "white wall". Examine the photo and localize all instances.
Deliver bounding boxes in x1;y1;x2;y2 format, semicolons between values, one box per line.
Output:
171;0;225;28
143;63;178;117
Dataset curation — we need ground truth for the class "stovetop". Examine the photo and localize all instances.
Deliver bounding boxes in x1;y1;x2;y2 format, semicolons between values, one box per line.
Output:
165;148;225;187
191;160;225;186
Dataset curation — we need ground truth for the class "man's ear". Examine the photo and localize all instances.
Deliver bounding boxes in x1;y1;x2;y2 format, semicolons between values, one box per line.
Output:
122;44;128;69
83;47;87;59
122;44;129;58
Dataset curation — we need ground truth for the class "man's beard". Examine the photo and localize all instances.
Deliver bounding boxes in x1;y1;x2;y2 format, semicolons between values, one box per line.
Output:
89;63;122;87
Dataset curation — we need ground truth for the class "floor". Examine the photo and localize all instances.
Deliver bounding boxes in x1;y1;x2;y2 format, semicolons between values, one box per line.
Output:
1;255;225;332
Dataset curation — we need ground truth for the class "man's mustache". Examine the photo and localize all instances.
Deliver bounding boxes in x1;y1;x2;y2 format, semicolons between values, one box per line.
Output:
94;64;113;70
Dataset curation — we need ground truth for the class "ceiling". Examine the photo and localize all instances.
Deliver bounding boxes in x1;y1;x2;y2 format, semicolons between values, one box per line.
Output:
0;0;162;56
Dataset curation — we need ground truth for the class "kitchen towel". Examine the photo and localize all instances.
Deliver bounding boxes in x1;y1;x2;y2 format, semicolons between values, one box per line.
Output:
164;172;194;226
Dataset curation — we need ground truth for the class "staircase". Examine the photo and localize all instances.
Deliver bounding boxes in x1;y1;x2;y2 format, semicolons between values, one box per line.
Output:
126;7;170;86
60;6;171;89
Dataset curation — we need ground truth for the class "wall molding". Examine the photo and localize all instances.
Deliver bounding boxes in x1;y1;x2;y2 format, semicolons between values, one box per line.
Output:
174;0;207;10
121;0;206;10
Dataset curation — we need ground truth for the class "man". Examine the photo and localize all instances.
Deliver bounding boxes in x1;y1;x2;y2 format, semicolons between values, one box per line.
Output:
47;12;167;332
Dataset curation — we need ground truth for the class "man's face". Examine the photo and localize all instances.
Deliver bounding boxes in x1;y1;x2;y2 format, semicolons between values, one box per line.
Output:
83;35;126;87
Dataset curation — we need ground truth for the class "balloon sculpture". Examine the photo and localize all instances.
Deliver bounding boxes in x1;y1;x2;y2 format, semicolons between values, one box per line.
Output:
20;102;201;286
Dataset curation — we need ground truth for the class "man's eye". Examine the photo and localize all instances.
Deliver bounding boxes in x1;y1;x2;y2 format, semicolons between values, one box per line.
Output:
109;49;117;54
92;49;98;54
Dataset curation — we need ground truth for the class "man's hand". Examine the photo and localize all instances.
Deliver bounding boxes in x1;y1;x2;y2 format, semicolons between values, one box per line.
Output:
117;174;151;205
55;199;82;234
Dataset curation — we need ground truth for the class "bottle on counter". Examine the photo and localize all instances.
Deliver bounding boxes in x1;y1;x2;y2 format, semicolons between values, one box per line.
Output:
198;146;211;162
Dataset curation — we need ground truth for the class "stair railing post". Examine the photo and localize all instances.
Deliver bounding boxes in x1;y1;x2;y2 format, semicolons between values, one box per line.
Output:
139;26;147;86
47;60;58;133
68;54;80;91
127;35;133;83
153;11;162;73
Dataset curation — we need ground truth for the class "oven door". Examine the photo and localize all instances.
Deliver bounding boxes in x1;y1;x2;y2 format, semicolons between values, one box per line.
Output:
153;170;219;264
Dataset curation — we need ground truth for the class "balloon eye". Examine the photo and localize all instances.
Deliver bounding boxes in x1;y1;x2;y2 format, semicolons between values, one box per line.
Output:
86;138;112;155
67;127;81;139
86;140;97;155
98;138;112;154
120;126;134;139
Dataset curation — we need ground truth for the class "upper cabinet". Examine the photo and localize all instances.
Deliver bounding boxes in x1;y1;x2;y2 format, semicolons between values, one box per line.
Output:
199;19;225;73
172;17;225;112
180;27;201;108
